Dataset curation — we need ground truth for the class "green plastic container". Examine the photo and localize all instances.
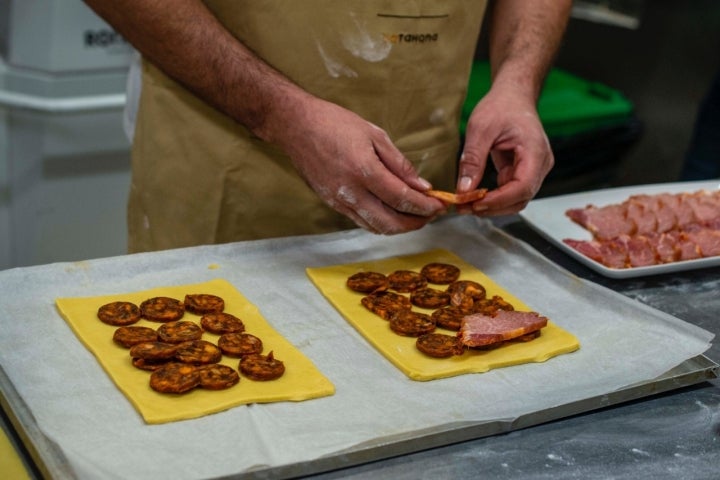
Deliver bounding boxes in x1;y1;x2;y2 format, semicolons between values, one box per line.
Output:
461;61;635;138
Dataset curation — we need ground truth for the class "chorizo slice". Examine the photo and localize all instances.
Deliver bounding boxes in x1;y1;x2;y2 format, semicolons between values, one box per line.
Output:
149;363;201;394
112;325;158;348
198;364;240;390
430;305;468;331
157;320;203;344
472;295;515;316
239;351;285;381
361;291;412;320
97;301;141;326
425;188;487;204
410;287;451;309
446;280;486;310
131;357;170;371
416;333;461;358
175;340;223;365
387;270;427;292
346;271;389;293
218;332;263;357
183;293;225;315
129;341;179;361
389;310;436;337
420;263;460;284
200;312;245;334
140;296;185;322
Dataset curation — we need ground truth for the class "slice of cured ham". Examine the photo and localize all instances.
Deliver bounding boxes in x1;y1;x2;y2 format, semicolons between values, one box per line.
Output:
563;189;720;269
566;204;635;240
458;310;548;347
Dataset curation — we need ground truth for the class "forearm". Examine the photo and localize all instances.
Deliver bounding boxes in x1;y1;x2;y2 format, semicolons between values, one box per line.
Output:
486;0;572;102
83;0;311;142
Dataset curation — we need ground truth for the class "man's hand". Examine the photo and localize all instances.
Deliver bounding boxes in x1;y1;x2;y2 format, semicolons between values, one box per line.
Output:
274;97;447;234
455;86;554;216
455;0;571;216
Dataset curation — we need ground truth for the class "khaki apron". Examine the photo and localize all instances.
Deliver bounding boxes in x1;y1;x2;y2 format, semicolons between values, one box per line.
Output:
129;0;487;252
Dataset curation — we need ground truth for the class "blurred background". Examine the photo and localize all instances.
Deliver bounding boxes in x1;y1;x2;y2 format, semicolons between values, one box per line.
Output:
471;0;720;195
0;0;718;269
550;0;720;189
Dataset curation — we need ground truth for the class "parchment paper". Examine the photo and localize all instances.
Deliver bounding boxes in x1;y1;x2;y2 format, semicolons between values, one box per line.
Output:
0;216;713;479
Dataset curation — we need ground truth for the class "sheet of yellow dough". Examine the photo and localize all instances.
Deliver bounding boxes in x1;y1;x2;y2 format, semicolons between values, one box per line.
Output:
56;279;334;424
0;426;31;480
307;249;580;381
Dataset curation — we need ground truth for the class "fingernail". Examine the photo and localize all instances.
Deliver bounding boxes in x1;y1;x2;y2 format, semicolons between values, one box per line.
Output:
418;177;432;190
458;175;472;191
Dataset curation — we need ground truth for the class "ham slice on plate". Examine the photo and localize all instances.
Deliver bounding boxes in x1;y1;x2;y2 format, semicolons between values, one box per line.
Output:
458;310;548;347
563;189;720;269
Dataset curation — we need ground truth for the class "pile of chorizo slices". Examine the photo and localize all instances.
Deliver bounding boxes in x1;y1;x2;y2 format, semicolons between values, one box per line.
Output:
347;262;547;358
98;293;284;395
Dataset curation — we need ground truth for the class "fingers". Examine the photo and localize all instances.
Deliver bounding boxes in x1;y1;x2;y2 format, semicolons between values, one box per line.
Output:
457;91;554;217
367;128;447;219
465;143;553;217
332;185;439;235
370;125;434;194
286;102;446;235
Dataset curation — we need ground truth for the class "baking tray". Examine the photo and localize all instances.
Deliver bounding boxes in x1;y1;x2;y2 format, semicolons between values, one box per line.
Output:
0;216;715;479
520;180;720;278
2;355;717;479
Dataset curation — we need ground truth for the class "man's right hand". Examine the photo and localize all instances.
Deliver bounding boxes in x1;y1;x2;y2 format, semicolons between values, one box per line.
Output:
268;96;446;234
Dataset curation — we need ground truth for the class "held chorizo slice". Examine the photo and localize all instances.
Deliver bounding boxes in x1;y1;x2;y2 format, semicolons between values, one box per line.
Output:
239;351;285;381
425;188;488;204
183;293;225;314
346;271;389;293
140;296;185;322
98;301;142;326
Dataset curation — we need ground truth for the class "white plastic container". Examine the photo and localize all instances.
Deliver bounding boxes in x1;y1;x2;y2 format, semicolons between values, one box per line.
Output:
0;0;133;269
1;0;133;72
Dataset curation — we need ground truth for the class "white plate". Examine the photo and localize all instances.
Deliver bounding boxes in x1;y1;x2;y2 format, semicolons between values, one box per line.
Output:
520;180;720;278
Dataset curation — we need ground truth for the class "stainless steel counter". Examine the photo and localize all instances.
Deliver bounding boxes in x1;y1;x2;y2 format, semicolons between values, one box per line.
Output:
308;217;720;480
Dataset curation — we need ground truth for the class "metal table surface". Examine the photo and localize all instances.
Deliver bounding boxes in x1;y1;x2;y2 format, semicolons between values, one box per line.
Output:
1;216;718;480
306;217;720;480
